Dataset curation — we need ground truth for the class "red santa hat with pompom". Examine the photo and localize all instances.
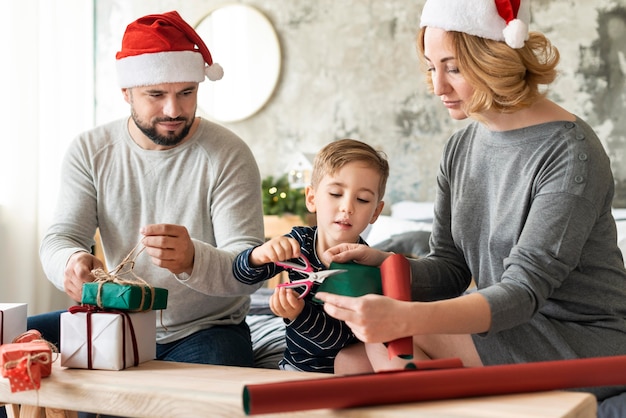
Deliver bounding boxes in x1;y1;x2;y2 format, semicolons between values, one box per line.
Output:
420;0;530;49
116;10;223;88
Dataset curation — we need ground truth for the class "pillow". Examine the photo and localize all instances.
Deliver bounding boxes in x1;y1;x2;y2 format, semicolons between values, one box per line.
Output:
248;287;275;315
391;201;435;222
247;287;286;369
373;230;431;258
246;314;285;369
364;215;432;247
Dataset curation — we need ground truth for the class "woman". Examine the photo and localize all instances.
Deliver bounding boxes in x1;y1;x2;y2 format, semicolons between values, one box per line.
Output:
316;0;626;406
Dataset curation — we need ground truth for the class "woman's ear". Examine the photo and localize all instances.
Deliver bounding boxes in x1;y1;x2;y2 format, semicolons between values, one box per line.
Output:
305;185;316;213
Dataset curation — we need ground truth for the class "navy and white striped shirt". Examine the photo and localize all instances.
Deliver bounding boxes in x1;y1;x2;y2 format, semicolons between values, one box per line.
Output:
233;225;363;373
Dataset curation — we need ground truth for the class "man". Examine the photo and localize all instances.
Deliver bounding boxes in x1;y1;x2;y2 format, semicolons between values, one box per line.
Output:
34;10;265;366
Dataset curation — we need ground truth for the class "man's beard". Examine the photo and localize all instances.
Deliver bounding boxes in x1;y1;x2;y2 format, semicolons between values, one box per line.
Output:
131;108;193;147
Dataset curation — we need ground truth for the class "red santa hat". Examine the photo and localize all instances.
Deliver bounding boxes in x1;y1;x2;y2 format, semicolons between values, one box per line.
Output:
420;0;530;49
116;10;223;88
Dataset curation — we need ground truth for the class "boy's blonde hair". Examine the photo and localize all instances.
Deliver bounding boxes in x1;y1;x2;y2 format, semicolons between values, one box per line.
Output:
310;139;389;200
416;28;560;117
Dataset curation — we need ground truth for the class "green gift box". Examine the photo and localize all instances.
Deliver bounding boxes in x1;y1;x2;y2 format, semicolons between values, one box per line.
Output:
313;262;382;303
81;282;168;311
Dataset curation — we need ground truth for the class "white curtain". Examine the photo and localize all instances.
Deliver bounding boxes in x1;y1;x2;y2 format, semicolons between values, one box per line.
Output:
0;0;94;314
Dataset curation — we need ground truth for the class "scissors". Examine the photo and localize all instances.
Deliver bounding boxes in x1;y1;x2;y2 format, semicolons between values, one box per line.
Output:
275;255;347;299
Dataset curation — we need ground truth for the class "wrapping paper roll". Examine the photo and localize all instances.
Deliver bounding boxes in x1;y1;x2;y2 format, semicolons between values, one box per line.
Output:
243;355;626;415
380;254;413;359
319;255;413;359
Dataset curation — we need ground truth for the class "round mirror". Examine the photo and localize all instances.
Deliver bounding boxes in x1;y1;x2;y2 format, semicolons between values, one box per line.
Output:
195;5;281;123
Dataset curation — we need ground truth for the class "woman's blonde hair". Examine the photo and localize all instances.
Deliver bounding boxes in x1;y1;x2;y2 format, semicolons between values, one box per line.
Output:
311;138;390;200
416;28;560;116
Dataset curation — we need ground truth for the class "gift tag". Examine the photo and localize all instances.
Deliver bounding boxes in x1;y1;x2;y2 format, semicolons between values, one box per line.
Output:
5;357;42;392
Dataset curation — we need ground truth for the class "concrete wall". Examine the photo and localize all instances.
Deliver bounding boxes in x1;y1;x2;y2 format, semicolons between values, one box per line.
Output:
95;0;626;207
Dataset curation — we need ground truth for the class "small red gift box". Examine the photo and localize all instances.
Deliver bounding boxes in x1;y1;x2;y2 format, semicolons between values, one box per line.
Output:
12;329;44;344
11;330;54;377
0;341;52;392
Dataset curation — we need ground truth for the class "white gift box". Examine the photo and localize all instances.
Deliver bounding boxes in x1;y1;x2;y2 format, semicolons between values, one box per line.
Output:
61;308;156;370
0;303;27;345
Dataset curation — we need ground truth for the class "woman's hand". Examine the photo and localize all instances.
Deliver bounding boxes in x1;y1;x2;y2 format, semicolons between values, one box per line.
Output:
316;291;412;343
321;243;393;267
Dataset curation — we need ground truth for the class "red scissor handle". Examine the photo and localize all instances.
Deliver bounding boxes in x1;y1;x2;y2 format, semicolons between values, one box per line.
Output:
276;280;314;299
275;255;313;273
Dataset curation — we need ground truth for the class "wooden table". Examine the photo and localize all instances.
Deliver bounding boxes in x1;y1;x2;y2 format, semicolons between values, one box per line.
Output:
1;360;597;417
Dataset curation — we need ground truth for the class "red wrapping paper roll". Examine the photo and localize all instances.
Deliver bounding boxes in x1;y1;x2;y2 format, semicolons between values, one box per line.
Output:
380;254;413;359
242;354;626;415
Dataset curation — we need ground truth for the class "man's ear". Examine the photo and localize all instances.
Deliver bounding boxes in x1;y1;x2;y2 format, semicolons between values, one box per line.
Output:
122;88;131;104
369;201;385;224
305;185;316;213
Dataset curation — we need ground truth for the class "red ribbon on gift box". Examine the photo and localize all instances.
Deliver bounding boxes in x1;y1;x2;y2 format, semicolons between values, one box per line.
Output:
68;305;140;370
1;343;51;393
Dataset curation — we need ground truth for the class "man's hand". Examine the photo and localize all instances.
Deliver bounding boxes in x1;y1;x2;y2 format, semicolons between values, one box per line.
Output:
64;252;104;302
140;224;195;275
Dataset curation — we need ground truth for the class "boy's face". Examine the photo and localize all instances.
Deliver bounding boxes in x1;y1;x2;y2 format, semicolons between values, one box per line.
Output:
306;161;384;250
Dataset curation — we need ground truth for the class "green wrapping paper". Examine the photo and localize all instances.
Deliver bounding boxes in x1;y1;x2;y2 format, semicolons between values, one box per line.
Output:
81;282;168;311
314;262;383;301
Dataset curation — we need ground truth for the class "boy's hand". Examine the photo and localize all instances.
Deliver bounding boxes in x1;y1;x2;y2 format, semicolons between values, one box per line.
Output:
270;287;305;321
249;236;301;267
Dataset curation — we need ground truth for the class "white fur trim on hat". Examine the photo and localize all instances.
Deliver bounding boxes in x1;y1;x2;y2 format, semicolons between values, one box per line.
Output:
116;50;206;88
205;63;224;81
420;0;530;49
503;18;528;49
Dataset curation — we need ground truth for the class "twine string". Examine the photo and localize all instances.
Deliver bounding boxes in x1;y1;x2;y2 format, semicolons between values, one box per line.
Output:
3;352;51;373
90;241;156;311
11;331;60;361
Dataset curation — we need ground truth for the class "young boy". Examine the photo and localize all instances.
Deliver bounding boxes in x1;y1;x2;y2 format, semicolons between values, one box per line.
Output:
233;138;389;373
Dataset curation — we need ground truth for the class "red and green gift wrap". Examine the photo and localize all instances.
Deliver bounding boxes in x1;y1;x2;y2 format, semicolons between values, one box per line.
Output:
0;341;52;393
317;254;413;360
81;282;168;311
